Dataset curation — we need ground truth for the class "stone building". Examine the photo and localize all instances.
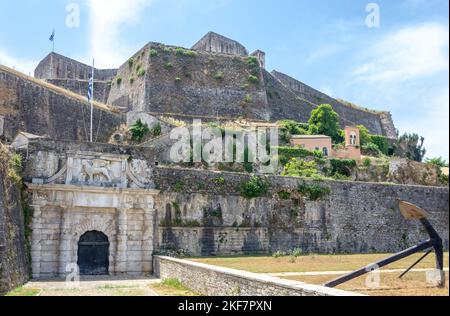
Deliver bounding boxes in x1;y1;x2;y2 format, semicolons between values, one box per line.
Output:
290;126;362;160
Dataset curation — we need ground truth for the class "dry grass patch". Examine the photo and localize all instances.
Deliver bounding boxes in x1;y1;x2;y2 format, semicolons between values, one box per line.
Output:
191;252;449;274
282;272;449;296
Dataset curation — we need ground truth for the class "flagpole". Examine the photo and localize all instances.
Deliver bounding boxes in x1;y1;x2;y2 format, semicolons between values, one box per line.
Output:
90;59;94;142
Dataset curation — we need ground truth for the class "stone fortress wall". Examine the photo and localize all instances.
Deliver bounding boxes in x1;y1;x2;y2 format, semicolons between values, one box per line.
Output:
5;138;447;280
0;146;28;294
153;167;449;256
0;65;124;143
30;32;397;138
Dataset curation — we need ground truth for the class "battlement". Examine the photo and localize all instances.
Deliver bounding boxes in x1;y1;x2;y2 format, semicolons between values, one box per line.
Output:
192;31;249;56
28;32;398;138
34;52;118;81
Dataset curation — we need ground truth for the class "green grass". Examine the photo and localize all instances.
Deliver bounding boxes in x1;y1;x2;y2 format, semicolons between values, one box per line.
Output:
151;278;199;296
6;286;40;296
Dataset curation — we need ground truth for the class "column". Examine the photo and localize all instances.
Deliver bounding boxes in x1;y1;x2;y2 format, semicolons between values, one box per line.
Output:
115;208;128;274
30;204;43;279
142;196;155;273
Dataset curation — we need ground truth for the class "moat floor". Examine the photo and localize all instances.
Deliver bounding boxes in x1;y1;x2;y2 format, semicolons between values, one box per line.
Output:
191;252;450;296
17;276;160;296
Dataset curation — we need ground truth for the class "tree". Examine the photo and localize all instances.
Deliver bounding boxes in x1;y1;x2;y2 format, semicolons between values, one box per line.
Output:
308;104;344;143
357;125;372;146
393;133;426;162
425;157;448;168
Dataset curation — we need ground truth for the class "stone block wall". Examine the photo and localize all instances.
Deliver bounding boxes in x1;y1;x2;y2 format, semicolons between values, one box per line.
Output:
46;79;111;104
108;43;271;120
34;53;117;81
271;70;396;138
157;227;269;256
0;66;124;143
192;32;249;56
0;146;28;293
153;256;361;296
154;167;449;255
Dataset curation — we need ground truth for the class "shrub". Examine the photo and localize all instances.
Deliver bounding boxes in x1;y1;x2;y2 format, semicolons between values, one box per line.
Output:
357;125;371;146
116;76;122;85
297;182;331;201
244;94;252;103
291;248;302;257
128;58;134;68
129;119;150;141
329;158;357;177
213;71;224;80
137;68;146;77
362;142;382;157
175;48;198;57
214;177;226;185
425;157;448;168
282;158;320;178
164;62;174;70
129;77;135;84
277;146;319;166
272;251;287;258
248;75;259;85
151;122;162;137
371;135;390;155
240;176;269;199
246;56;260;68
175;77;182;83
362;157;372;167
277;191;291;200
149;48;158;57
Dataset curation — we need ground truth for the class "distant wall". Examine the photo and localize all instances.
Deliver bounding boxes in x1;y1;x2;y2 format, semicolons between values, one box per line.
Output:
0;66;124;143
154;256;361;296
271;70;397;138
154;167;449;255
0;146;28;294
34;53;117;81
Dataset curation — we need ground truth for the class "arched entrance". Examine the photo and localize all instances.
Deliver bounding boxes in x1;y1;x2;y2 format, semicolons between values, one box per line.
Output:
77;231;110;275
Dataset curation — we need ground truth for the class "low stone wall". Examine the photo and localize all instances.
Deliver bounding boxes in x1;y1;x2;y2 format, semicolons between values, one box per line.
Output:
153;256;362;296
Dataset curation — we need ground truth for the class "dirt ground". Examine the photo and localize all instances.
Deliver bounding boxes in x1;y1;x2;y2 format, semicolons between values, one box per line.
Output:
9;276;160;296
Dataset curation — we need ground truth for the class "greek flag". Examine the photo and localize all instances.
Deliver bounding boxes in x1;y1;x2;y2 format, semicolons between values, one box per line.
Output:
87;76;93;101
49;29;55;42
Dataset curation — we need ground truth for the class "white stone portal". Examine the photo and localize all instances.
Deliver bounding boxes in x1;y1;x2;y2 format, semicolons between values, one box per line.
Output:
28;151;159;278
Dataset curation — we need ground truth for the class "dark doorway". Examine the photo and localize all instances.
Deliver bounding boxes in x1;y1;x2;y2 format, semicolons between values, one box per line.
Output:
77;231;109;275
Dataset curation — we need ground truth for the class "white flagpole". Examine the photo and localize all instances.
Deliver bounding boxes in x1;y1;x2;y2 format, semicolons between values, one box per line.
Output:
90;59;94;142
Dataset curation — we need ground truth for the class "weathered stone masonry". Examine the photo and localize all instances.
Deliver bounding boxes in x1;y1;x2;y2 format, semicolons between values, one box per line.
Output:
19;139;449;278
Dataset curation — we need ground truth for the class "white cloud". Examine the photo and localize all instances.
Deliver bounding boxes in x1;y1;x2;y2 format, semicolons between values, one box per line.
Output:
397;87;449;159
351;23;449;83
87;0;154;68
0;49;37;76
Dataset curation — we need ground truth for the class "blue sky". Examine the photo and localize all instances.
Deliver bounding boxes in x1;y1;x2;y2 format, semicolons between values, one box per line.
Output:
1;0;448;159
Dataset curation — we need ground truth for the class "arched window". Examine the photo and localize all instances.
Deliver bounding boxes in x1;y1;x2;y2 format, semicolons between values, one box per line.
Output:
350;132;357;146
323;147;329;156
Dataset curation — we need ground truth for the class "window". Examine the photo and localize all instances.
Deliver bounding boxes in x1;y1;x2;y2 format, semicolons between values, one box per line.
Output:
350;133;357;146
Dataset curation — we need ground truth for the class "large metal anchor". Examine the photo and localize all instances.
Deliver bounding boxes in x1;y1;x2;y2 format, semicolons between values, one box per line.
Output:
324;200;445;288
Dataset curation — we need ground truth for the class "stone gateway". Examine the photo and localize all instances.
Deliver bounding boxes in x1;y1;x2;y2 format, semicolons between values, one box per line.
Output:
27;149;158;278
